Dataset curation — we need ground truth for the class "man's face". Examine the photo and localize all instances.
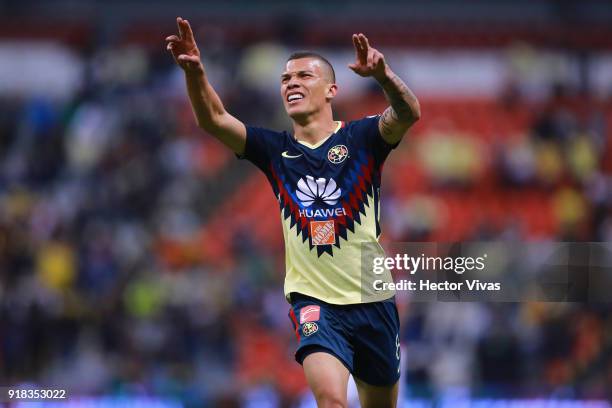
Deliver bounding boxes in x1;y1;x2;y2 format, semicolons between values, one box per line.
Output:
281;58;336;120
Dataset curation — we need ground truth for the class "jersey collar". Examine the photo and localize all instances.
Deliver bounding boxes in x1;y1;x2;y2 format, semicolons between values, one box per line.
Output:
296;121;343;149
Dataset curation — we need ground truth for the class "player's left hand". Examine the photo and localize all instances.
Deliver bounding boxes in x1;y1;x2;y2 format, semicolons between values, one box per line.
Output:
348;33;388;81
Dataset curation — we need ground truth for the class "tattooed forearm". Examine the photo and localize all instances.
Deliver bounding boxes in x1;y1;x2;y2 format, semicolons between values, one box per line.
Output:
377;69;420;124
375;67;420;143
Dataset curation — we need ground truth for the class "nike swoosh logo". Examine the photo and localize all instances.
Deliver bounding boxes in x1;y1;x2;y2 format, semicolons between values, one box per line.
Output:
282;151;302;159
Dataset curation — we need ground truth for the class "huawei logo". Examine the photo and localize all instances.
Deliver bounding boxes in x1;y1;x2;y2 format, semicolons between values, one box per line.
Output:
296;175;341;207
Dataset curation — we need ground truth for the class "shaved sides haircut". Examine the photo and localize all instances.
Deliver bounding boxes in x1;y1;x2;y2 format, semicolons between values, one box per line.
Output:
287;51;336;83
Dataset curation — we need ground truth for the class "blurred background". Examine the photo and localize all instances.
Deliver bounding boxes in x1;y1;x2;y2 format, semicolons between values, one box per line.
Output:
1;0;612;406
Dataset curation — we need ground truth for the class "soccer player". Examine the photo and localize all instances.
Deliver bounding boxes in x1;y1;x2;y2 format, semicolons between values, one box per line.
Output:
166;17;420;408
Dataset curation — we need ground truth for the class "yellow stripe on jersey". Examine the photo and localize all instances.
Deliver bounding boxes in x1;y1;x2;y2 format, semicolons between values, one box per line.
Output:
296;121;343;149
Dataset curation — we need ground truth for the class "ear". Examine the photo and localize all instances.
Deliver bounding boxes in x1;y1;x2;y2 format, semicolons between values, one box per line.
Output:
326;83;338;101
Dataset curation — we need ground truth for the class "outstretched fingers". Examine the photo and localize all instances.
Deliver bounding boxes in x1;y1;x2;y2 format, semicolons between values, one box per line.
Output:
352;34;361;54
177;17;195;44
357;34;374;66
360;34;370;50
352;33;367;64
166;17;202;72
176;17;185;39
348;32;386;78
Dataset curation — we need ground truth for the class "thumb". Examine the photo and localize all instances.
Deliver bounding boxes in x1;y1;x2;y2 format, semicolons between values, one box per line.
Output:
348;63;359;72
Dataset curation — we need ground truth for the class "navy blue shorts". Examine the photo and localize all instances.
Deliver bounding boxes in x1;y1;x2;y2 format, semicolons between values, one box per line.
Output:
288;293;401;386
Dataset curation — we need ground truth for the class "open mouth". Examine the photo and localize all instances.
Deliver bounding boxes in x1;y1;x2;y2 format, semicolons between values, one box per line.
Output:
287;92;305;103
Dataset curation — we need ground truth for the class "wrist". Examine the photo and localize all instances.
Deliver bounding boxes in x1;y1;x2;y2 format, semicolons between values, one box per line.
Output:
374;65;392;85
184;64;205;78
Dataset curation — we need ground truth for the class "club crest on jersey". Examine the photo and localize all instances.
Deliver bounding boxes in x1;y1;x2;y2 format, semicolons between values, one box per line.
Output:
327;144;348;164
302;321;319;336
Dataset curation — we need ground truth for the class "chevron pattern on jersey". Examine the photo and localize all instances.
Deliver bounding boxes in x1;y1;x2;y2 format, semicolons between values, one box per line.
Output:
269;149;377;257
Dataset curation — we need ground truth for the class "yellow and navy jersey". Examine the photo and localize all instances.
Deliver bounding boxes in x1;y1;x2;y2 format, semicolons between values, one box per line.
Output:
240;116;396;305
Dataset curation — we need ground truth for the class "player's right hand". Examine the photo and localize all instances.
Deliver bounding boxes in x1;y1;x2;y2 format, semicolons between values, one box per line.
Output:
165;17;203;73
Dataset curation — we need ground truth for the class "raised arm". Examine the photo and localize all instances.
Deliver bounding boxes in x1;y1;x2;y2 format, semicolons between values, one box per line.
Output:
165;17;246;154
349;33;421;145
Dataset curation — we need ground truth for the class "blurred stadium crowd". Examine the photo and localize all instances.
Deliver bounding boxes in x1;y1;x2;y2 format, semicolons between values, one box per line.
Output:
1;1;612;407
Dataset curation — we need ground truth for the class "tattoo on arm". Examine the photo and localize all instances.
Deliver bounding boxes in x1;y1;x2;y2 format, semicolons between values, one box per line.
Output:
379;107;400;138
377;70;420;141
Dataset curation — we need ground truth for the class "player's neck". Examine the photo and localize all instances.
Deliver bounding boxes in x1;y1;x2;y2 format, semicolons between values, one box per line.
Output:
292;111;337;147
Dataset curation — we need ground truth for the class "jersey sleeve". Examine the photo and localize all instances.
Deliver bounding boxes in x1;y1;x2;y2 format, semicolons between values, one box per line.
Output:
352;115;399;166
238;126;284;173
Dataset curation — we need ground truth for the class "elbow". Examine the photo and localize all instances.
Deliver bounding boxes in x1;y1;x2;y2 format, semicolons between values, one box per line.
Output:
196;112;226;133
198;122;224;138
197;120;212;131
397;107;420;126
397;101;421;124
197;120;222;136
411;101;421;122
196;120;211;132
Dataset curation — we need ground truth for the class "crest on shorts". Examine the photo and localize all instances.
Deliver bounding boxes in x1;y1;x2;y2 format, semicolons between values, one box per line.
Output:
302;321;319;336
327;145;348;164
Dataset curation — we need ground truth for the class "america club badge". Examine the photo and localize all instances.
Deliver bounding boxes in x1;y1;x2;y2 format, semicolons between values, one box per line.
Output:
327;144;348;164
302;321;319;336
